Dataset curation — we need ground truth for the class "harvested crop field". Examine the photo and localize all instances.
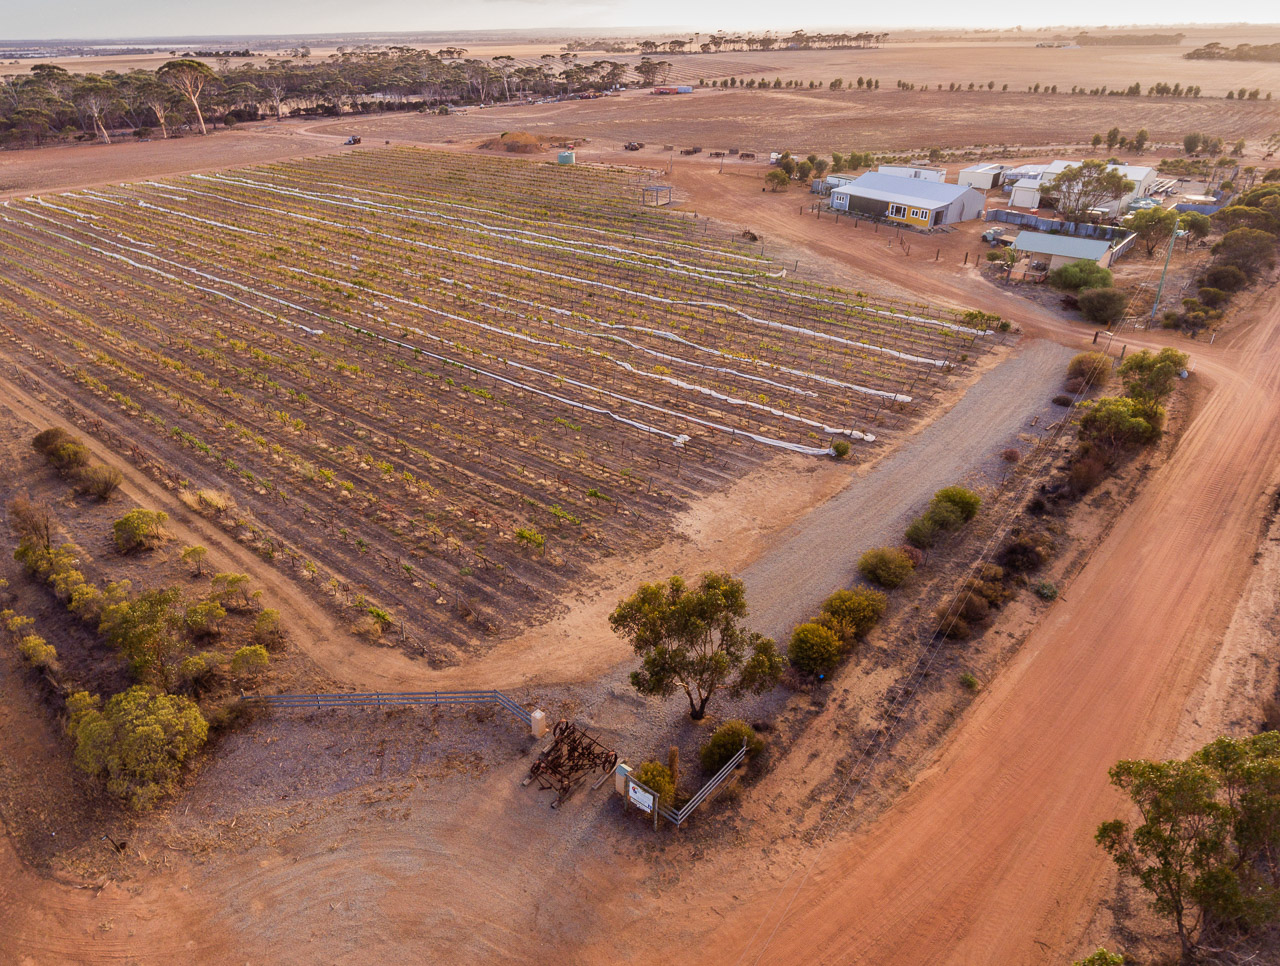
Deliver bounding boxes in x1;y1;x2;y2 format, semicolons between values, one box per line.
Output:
0;147;992;660
318;87;1280;157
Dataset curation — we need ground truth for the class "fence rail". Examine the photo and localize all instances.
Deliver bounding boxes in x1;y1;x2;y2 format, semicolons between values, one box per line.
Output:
240;689;533;726
629;742;748;827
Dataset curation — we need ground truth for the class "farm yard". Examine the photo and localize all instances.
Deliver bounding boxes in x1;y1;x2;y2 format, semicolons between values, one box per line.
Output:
0;147;993;660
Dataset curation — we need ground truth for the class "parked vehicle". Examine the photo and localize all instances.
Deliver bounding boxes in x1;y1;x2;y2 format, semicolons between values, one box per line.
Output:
344;136;362;145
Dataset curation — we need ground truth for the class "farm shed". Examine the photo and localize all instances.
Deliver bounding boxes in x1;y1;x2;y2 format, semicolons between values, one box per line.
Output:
829;173;986;228
1042;160;1156;215
877;164;946;183
958;163;1007;190
1012;231;1114;270
1009;178;1043;209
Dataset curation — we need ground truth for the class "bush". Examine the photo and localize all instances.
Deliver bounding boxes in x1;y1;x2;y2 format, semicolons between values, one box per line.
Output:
898;545;924;569
831;439;851;459
230;644;270;675
66;687;208;810
1034;581;1059;600
1067;351;1112;387
180;545;208;576
960;672;981;691
998;532;1055;573
32;427;74;456
925;499;966;532
904;514;939;549
74;464;123;500
183;598;225;639
1052;394;1074;407
1063;376;1086;395
858;547;915;588
818;587;887;645
1049;260;1113;291
17;633;59;671
1077;287;1129;324
1079;396;1163;450
1196;286;1230;309
1068;452;1109;494
1204;264;1248;292
1001;448;1021;463
112;509;169;553
253;608;284;647
49;441;91;472
632;761;675;806
699;719;764;774
935;609;971;639
933;486;981;522
788;622;842;676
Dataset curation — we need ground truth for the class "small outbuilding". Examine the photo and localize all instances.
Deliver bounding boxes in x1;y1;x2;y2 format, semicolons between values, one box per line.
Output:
1012;231;1114;270
829;172;985;228
958;163;1007;190
1009;178;1043;209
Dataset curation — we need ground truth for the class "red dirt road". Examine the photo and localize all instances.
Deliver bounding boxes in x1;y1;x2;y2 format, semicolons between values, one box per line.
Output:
703;252;1280;964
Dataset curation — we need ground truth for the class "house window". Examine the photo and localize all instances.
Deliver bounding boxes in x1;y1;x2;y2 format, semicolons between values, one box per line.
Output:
910;208;923;220
888;203;907;218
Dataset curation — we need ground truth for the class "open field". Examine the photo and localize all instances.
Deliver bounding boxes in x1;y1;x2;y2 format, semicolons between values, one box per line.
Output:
0;146;992;660
314;87;1280;157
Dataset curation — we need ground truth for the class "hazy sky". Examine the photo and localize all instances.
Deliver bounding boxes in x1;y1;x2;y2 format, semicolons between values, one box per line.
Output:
2;0;1275;42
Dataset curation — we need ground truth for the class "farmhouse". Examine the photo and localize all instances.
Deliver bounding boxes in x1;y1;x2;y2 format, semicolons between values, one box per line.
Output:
829;172;986;228
1012;231;1115;269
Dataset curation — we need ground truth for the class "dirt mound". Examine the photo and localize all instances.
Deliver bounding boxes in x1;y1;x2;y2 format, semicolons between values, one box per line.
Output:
479;131;547;153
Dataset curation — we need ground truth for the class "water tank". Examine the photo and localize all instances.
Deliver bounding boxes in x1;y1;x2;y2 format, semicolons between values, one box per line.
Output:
558;151;575;165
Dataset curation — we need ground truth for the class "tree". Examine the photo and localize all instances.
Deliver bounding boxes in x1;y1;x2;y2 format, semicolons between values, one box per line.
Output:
609;573;783;720
1073;950;1124;966
1045;161;1135;221
765;169;790;191
1183;132;1203;154
1049;260;1114;290
158;59;216;135
73;77;117;143
818;587;887;646
1119;347;1189;402
1125;206;1179;255
1097;733;1280;959
112;508;168;552
1078;287;1129;323
1106;126;1121;149
66;687;208;810
1212;227;1278;277
1133;128;1149;153
99;586;186;688
1179;211;1212;249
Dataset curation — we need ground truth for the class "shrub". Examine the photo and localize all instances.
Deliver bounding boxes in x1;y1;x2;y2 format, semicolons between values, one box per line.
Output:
935;609;970;639
66;687;208;810
1001;448;1021;463
960;672;981;691
699;719;764;774
788;622;842;676
253;608;284;647
209;572;252;609
7;496;52;548
74;464;123;500
112;509;169;553
1052;394;1073;406
49;441;91;472
898;545;924;569
926;500;966;533
933;486;981;522
1196;286;1230;309
819;587;887;645
1069;452;1109;494
183;598;225;639
1078;287;1129;324
32;427;74;456
1049;260;1113;291
1063;376;1086;395
180;545;208;576
904;514;939;549
1204;264;1248;292
1034;581;1059;600
858;547;915;588
514;527;545;554
1118;347;1189;402
1079;396;1163;450
1066;352;1112;387
998;532;1055;573
17;633;59;671
831;439;851;459
230;644;270;675
632;761;675;806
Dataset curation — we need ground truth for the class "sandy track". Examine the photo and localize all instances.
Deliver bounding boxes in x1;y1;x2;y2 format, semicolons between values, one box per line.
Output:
703;263;1280;964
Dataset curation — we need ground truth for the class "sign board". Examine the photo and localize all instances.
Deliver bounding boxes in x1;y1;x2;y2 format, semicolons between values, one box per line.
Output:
627;780;655;814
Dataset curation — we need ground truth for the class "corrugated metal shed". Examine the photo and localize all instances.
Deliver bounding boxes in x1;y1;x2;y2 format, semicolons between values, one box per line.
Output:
830;172;979;210
1012;231;1112;260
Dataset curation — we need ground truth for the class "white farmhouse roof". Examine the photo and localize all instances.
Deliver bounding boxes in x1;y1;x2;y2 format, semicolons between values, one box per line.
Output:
1044;160;1154;183
962;163;1006;174
830;172;979;210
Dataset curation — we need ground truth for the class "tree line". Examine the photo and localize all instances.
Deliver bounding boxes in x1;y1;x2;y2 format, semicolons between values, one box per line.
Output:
0;48;628;147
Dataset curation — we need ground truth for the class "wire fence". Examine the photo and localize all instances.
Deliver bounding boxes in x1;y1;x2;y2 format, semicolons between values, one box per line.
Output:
239;689;533;726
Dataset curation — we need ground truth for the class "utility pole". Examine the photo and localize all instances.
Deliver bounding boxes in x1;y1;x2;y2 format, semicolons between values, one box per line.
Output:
1149;215;1180;322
